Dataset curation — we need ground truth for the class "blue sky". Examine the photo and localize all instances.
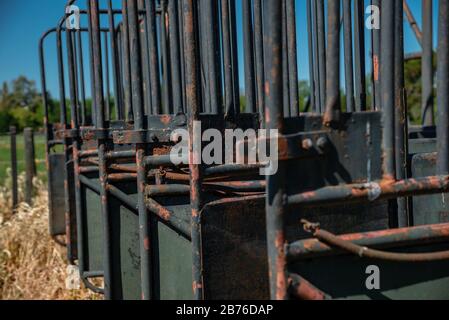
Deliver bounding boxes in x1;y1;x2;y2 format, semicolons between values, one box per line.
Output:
0;0;436;101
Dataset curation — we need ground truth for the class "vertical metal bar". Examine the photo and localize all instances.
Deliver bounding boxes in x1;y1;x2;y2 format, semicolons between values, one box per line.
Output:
343;0;355;113
128;0;152;300
372;0;381;110
76;30;87;125
67;24;85;280
104;32;111;121
306;0;315;113
138;0;152;118
122;0;134;120
254;0;264;123
57;22;76;263
380;0;396;180
282;0;290;118
311;0;321;113
10;126;18;209
354;0;366;111
183;0;204;299
24;128;35;205
128;0;146;128
221;0;240;118
317;0;326;113
108;0;123;120
88;0;112;299
286;0;299;117
207;0;223;115
422;0;434;126
403;0;423;47
394;0;408;227
168;0;184;114
242;0;256;113
437;0;449;174
160;0;172;114
264;0;286;300
145;0;162;116
324;0;341;125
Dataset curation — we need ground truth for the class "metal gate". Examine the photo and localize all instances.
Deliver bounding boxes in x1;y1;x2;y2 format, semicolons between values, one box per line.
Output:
39;0;449;300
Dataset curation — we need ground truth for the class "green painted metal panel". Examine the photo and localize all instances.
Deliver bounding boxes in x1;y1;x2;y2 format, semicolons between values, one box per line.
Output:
290;242;449;300
412;153;449;225
83;182;103;272
156;221;193;300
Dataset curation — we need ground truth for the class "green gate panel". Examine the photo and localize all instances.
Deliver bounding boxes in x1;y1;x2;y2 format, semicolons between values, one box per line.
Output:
412;153;449;225
290;242;449;300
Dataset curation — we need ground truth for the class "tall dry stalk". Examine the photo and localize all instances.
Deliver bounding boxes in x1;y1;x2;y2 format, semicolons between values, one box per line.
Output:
0;171;100;300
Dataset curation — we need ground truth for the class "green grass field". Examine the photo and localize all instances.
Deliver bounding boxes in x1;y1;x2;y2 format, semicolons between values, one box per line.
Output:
0;134;47;185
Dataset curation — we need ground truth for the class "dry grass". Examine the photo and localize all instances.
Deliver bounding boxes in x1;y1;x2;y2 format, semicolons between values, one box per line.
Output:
0;171;101;300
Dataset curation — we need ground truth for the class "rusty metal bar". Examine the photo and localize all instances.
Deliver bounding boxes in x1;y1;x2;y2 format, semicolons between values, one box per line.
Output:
108;0;123;120
437;0;449;175
88;0;112;300
381;0;396;180
394;0;408;227
288;221;449;259
221;0;240;118
288;175;449;208
183;0;204;300
422;0;434;126
298;220;449;263
354;0;366;112
372;0;381;110
286;0;299;117
343;0;354;113
317;0;326;113
264;0;287;300
288;273;329;300
306;0;316;113
403;0;423;47
323;0;340;125
242;0;256;114
168;0;183;114
121;0;133;120
254;0;264;122
145;0;162;116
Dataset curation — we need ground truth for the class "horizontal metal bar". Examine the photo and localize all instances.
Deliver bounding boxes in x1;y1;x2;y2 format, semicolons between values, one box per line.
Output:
288;175;449;208
288;221;449;260
288;273;329;300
